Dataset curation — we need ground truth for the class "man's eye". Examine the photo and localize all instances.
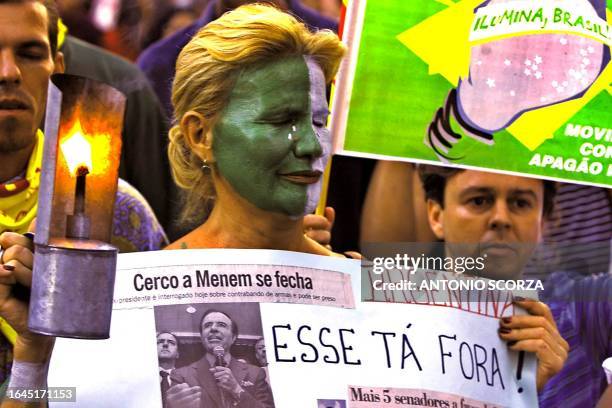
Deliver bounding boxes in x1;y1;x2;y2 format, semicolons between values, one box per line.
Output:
468;196;491;207
513;198;533;210
19;50;45;60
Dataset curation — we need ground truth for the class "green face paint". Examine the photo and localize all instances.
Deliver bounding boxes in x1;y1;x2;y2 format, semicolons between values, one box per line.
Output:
213;56;331;216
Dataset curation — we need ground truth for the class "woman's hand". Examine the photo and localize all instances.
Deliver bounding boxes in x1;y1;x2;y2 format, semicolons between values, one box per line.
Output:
303;206;335;248
0;232;53;364
498;298;569;391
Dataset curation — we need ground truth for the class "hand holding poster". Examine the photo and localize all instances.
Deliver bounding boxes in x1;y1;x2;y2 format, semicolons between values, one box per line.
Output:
48;250;537;408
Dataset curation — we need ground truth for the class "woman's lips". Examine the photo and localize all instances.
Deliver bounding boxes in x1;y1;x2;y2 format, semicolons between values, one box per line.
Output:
279;170;322;185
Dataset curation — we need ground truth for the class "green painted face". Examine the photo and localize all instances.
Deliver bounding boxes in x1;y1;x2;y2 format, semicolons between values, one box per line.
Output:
212;56;330;216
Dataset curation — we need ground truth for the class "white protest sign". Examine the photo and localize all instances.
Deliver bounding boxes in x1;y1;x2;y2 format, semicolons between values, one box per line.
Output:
47;250;537;408
262;302;536;407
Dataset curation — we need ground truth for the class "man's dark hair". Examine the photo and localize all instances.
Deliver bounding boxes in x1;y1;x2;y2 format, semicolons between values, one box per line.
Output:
417;164;556;218
199;309;239;338
1;0;60;55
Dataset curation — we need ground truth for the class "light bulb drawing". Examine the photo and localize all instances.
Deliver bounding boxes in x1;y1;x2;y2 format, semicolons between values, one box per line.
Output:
426;0;610;161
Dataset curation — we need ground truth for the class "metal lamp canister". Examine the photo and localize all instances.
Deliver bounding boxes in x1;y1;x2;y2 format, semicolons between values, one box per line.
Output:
28;74;125;339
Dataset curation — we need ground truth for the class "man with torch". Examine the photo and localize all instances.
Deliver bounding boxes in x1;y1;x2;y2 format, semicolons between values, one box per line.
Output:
0;0;168;403
0;0;63;404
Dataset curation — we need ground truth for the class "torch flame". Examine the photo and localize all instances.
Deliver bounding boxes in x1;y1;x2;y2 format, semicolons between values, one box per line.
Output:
60;120;93;175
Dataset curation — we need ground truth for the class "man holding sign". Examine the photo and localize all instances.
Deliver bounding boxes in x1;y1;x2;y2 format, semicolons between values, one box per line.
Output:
418;165;610;407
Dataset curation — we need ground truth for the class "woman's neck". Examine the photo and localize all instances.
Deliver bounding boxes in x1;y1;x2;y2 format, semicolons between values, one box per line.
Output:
170;193;320;253
201;200;306;250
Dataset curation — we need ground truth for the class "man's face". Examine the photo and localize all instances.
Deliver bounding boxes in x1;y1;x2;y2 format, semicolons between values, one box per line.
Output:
213;56;330;217
157;333;179;361
427;170;544;279
254;339;267;365
0;2;61;153
200;312;236;354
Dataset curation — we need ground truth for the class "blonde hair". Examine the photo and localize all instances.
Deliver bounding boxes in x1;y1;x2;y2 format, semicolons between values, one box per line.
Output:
168;3;346;224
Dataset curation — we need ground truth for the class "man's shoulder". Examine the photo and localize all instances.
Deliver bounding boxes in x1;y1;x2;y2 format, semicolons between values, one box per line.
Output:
542;271;611;301
63;36;151;94
234;359;259;369
170;359;205;386
173;358;207;376
173;363;196;375
232;359;265;378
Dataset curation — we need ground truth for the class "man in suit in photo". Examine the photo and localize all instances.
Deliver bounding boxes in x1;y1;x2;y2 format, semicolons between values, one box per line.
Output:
158;332;180;407
167;310;274;408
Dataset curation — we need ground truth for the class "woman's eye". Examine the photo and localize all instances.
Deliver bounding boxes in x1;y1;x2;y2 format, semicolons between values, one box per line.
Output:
266;116;295;126
275;118;294;125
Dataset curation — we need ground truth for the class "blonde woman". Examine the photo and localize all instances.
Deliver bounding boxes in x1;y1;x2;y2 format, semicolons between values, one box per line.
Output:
165;4;345;257
161;4;347;407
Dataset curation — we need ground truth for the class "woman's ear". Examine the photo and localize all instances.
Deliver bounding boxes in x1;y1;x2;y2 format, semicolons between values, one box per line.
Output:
180;111;215;162
427;199;445;240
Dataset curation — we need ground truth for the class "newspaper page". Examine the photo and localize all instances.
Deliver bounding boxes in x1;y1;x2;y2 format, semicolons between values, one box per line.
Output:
48;249;537;407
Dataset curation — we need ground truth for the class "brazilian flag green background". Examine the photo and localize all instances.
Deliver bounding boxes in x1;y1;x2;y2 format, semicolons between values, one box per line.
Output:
340;0;611;187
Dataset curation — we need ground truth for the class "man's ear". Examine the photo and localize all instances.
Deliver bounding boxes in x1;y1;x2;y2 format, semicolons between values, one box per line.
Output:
427;199;445;240
537;215;546;245
180;111;215;163
53;51;65;74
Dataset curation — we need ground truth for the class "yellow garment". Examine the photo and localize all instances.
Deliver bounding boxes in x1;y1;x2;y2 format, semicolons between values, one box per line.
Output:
0;318;16;345
0;130;43;234
58;18;68;49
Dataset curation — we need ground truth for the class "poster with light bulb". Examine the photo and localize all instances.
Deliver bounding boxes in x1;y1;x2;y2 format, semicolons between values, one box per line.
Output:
331;0;611;187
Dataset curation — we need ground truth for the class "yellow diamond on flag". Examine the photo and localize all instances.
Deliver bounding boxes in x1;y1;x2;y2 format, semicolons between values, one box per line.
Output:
397;0;480;85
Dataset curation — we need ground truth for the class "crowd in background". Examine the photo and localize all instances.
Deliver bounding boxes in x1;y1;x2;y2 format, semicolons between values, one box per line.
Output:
59;0;342;61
